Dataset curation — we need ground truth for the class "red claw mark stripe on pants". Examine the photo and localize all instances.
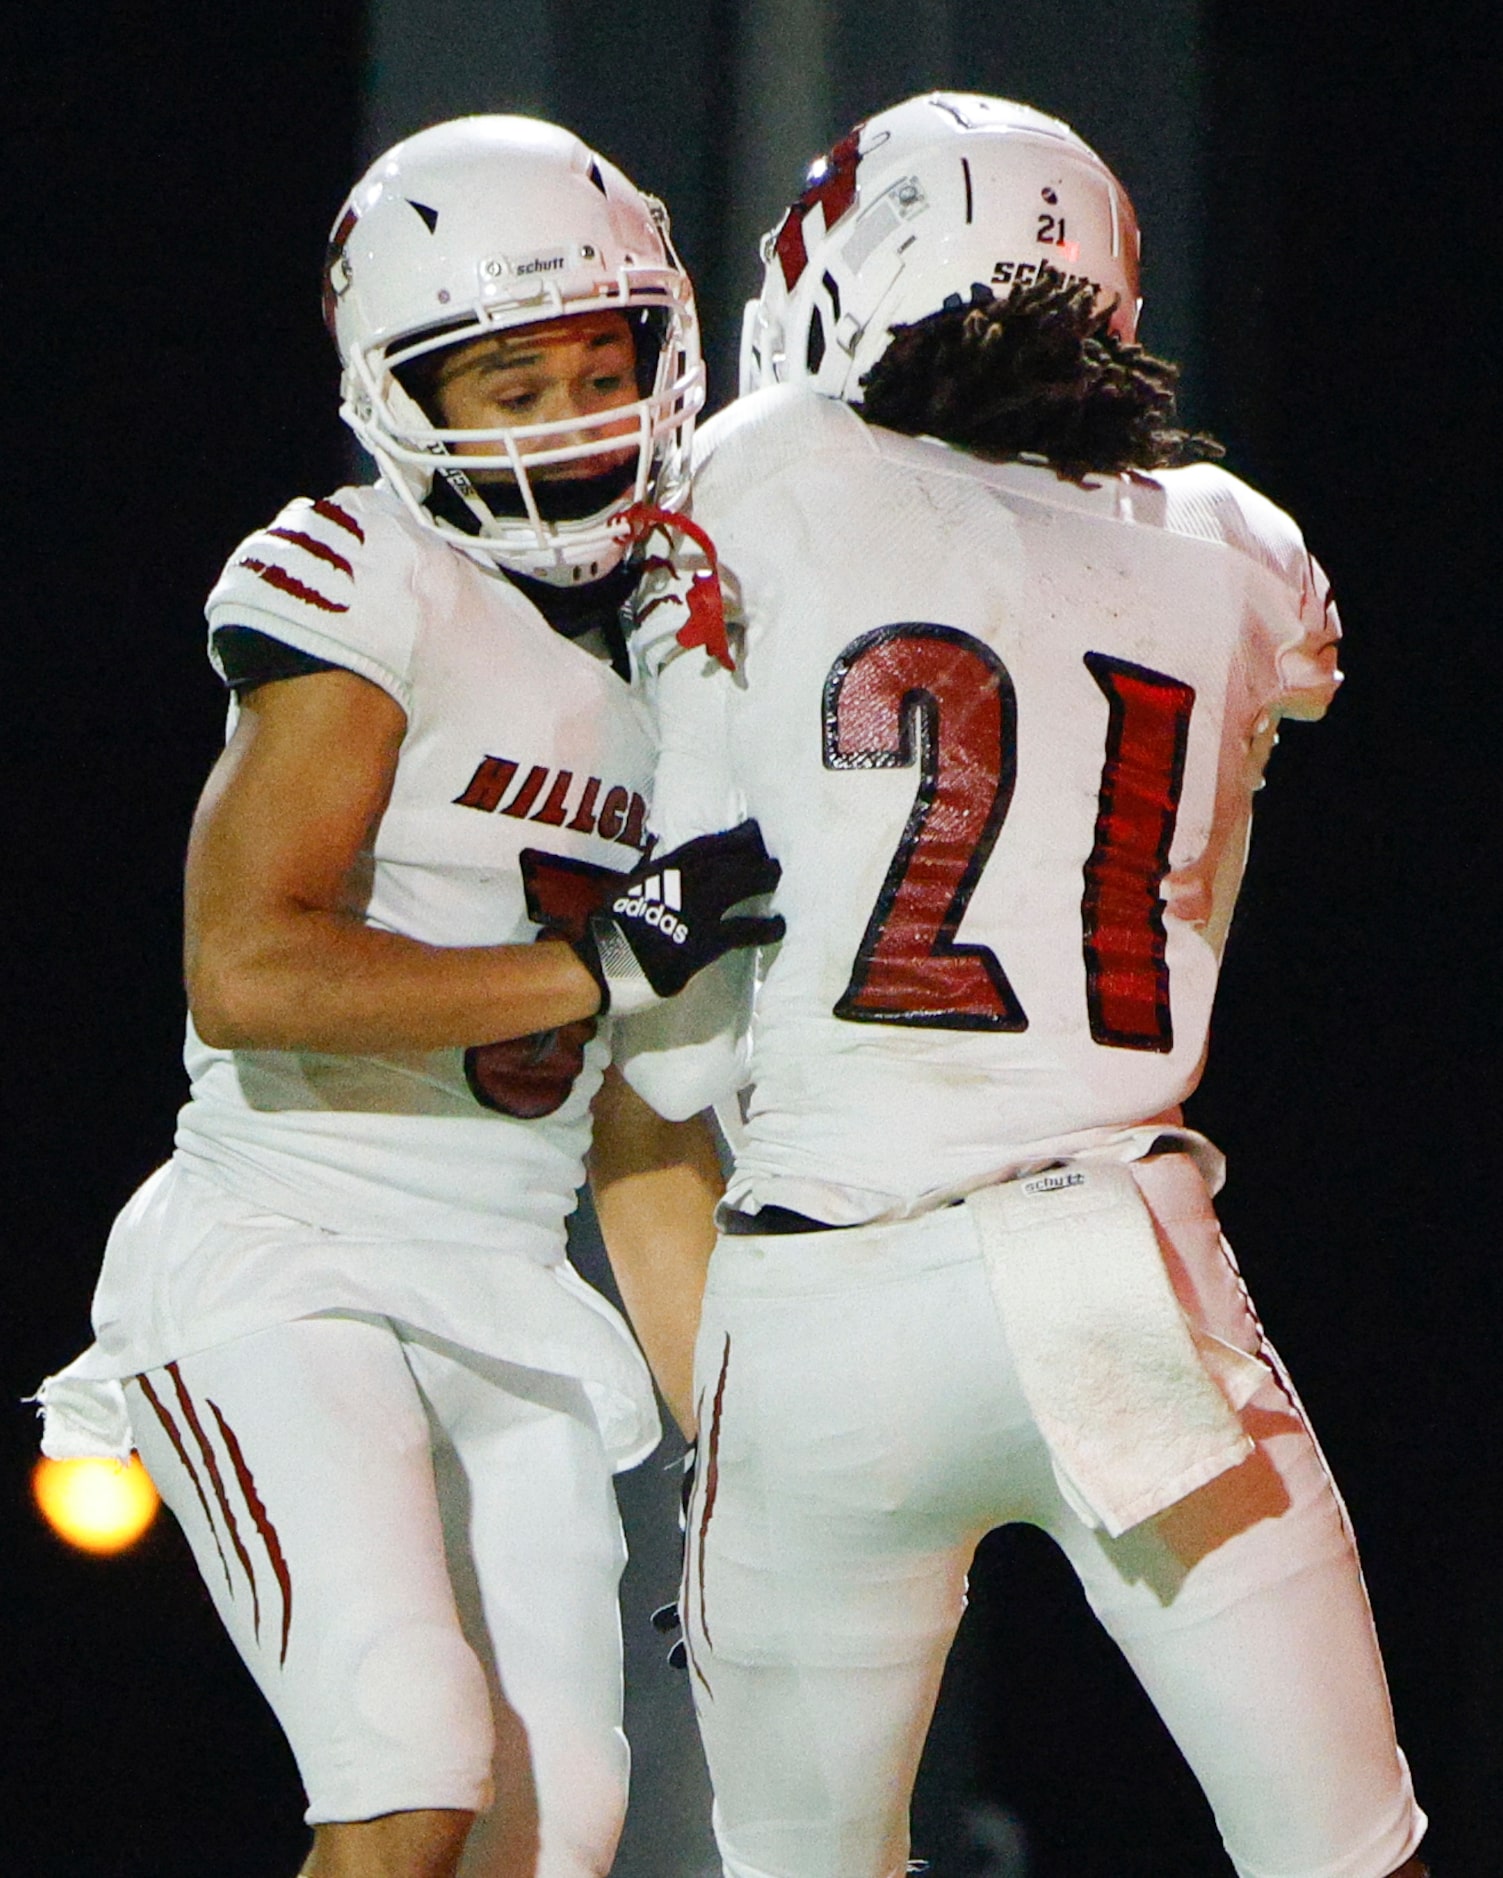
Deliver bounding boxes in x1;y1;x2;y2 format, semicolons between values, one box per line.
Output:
208;1398;295;1667
138;1367;296;1666
686;1333;732;1696
136;1371;235;1597
167;1364;263;1643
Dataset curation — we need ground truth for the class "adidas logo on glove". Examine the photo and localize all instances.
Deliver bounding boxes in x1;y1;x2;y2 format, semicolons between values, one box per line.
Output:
613;869;689;945
571;821;784;1018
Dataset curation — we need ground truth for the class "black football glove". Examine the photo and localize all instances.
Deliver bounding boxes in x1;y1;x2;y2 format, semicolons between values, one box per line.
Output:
572;820;784;1017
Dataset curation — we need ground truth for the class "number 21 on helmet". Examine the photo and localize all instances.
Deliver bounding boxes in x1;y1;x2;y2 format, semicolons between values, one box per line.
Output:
741;91;1141;404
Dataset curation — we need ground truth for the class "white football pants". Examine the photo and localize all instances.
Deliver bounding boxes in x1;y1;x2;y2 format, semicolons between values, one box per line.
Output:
126;1313;628;1878
682;1154;1425;1878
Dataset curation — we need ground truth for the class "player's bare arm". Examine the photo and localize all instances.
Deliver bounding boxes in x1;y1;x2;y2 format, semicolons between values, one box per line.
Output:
588;1063;722;1437
185;664;604;1053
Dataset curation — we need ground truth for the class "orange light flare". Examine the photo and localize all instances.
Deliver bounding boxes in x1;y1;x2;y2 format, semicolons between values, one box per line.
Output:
32;1454;161;1555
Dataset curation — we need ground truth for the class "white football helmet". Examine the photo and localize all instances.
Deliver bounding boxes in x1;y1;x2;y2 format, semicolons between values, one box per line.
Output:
740;92;1140;402
325;116;704;583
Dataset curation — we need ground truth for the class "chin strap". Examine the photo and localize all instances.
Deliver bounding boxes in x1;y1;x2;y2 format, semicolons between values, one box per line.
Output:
617;502;734;672
426;465;490;537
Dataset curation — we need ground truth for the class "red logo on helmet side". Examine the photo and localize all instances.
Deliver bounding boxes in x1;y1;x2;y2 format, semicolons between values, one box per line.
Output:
772;130;862;291
321;206;359;337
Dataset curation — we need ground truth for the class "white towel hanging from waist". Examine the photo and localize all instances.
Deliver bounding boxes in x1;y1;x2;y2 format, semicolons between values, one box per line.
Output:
965;1159;1265;1537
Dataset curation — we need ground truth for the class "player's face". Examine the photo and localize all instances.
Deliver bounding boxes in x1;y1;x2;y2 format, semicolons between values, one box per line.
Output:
430;310;639;481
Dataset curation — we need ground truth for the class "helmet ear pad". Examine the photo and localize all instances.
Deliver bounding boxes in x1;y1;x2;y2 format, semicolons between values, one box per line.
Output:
389;348;452;430
628;306;666;398
366;366;447;498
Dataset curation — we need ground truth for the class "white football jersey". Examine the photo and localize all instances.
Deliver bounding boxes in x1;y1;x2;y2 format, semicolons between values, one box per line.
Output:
180;482;656;1252
628;388;1340;1223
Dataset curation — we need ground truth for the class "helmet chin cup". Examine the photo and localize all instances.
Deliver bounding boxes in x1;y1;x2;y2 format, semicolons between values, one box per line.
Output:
741;91;1141;405
325;116;704;582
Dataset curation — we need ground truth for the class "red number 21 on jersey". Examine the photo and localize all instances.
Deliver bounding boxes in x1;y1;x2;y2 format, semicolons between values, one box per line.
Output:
823;624;1194;1053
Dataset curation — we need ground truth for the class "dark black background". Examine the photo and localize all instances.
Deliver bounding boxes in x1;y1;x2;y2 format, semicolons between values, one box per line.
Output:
5;4;1497;1873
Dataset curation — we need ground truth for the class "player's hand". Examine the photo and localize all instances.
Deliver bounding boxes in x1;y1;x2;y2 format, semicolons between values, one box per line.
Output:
573;822;783;1017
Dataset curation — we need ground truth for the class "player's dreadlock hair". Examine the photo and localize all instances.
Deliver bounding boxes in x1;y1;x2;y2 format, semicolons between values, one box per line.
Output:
856;274;1223;481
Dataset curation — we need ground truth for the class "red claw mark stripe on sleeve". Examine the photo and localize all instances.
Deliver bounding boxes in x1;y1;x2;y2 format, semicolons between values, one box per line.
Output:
166;1363;263;1641
208;1398;294;1667
236;558;350;614
619;504;733;670
773;130;863;290
136;1371;235;1597
234;500;363;610
268;527;354;578
312;497;365;543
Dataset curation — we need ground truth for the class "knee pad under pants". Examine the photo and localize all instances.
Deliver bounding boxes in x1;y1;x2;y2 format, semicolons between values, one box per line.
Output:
127;1313;628;1874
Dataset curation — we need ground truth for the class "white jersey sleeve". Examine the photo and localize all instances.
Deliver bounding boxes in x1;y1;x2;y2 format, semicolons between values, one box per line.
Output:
1276;549;1341;720
611;560;755;1119
205;486;420;710
628;528;748;845
1150;461;1343;725
610;955;754;1122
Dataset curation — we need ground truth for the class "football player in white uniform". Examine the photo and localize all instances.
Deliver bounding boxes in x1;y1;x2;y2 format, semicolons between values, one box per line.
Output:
626;94;1429;1878
36;117;781;1878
